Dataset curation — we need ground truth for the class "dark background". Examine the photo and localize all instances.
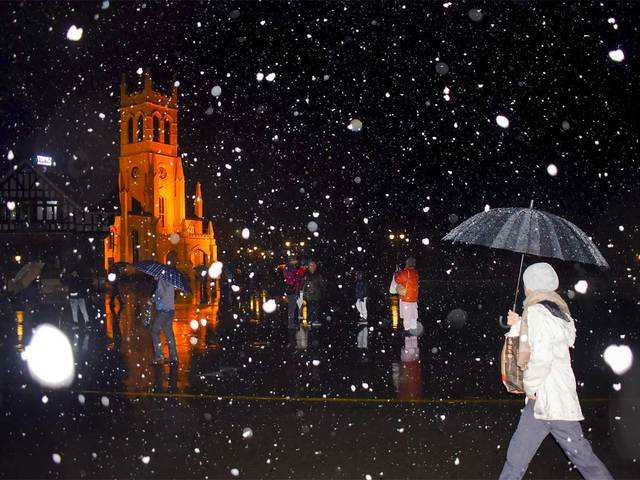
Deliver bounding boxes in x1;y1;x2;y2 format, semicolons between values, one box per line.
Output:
0;0;638;280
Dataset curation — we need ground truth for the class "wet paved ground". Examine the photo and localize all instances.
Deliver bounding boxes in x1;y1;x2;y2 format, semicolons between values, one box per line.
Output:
1;281;639;478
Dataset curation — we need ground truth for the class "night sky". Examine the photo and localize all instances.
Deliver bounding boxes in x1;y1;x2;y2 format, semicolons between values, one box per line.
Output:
1;1;638;273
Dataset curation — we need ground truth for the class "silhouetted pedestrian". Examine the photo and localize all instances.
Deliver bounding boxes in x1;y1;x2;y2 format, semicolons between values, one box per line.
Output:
303;261;324;327
151;275;178;366
355;270;368;322
283;258;305;330
64;270;91;329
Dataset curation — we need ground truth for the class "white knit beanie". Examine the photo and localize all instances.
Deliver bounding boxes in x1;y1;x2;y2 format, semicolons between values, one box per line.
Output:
522;262;559;292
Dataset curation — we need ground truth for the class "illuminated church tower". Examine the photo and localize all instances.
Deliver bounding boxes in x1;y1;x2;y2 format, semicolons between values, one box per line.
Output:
104;70;217;304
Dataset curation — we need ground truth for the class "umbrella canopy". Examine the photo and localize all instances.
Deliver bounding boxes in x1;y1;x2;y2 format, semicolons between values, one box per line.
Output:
443;207;608;268
9;261;44;293
133;261;191;293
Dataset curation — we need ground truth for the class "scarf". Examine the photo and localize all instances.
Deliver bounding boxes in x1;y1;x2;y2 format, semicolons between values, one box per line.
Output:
517;290;572;371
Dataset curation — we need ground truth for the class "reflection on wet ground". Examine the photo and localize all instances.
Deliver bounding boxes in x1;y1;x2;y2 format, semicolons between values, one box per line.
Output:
1;284;639;478
2;282;639;402
2;286;435;402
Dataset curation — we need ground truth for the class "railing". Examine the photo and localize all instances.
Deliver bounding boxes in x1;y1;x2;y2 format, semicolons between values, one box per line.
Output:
0;215;110;233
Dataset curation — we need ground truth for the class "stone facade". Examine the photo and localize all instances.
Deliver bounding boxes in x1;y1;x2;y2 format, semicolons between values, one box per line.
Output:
104;70;217;304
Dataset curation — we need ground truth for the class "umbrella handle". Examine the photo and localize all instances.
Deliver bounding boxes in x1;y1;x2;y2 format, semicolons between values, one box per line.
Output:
512;252;525;311
512;199;534;311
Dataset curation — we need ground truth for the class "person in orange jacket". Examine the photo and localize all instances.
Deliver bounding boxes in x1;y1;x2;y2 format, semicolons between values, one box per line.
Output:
394;257;419;332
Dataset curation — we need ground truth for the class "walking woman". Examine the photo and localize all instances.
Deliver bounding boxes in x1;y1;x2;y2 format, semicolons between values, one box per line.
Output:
499;263;612;480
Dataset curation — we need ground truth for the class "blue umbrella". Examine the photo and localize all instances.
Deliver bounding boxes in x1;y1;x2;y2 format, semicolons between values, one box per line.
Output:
133;261;191;293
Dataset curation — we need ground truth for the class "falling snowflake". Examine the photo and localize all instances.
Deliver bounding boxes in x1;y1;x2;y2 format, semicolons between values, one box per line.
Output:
348;118;363;132
496;115;509;128
262;299;277;313
66;25;83;41
608;49;625;62
574;280;588;294
603;345;633;375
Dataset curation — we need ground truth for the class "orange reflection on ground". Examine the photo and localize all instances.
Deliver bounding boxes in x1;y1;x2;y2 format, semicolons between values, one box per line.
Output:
390;295;399;330
104;288;219;391
398;337;423;400
15;310;24;351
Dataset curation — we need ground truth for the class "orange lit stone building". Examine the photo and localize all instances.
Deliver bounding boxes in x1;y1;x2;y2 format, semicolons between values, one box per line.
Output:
104;71;217;304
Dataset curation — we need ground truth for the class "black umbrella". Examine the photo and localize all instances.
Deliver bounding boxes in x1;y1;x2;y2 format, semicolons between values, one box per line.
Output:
443;201;608;309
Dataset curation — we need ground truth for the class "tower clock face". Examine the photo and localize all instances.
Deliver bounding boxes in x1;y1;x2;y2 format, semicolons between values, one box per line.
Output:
131;167;139;179
158;167;167;179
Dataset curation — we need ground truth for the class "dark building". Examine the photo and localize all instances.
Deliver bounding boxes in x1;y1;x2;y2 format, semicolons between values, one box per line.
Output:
0;154;111;283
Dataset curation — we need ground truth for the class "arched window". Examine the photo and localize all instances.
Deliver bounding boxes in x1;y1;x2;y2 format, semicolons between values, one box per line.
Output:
131;230;139;263
164;120;171;144
158;196;165;227
191;249;207;266
137;115;144;142
153;116;160;142
127;117;134;143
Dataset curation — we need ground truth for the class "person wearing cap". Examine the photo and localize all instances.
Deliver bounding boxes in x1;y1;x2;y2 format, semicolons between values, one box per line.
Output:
394;257;419;332
499;262;612;480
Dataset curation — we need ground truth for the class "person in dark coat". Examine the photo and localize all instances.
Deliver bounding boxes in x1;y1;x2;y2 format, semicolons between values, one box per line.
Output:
63;270;91;329
302;261;325;327
355;270;368;322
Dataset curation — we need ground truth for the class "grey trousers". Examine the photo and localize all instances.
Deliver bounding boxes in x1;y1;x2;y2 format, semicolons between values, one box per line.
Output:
286;294;299;329
70;297;89;325
151;310;178;362
499;401;613;480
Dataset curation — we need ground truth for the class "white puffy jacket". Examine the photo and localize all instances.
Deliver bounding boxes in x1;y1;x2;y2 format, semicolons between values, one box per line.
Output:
522;304;584;421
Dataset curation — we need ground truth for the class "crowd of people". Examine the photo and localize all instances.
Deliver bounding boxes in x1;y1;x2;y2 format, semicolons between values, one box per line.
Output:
2;253;614;478
278;256;613;479
280;255;421;334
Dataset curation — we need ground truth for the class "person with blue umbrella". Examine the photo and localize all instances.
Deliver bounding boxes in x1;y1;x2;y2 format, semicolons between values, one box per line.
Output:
150;274;178;366
134;261;190;366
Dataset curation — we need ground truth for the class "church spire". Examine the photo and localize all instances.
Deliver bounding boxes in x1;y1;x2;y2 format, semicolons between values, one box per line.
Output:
194;182;203;218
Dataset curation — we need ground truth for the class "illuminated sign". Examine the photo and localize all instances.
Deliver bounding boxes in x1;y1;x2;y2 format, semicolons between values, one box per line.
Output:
34;155;53;167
